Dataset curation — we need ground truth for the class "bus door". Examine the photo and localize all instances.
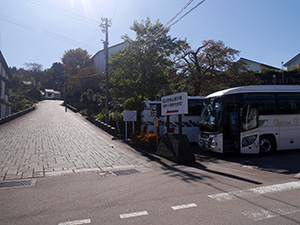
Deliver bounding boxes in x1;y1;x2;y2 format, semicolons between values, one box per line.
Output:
223;104;240;152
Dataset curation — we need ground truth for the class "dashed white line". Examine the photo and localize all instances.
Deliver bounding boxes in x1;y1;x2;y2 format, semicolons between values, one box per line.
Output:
208;181;300;202
58;219;91;225
172;203;197;210
120;211;149;219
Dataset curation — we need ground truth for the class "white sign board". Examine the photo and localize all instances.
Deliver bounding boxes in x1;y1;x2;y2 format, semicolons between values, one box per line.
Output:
123;110;137;121
161;92;188;116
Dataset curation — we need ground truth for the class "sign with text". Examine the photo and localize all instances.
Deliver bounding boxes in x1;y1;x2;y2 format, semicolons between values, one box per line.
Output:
161;92;188;116
123;110;137;121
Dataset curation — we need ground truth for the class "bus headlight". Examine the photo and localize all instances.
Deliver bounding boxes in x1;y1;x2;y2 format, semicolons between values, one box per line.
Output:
242;135;257;147
210;137;217;148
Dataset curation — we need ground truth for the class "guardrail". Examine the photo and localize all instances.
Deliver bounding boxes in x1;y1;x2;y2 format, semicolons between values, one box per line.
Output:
86;117;117;137
66;104;78;112
64;104;118;137
0;105;36;125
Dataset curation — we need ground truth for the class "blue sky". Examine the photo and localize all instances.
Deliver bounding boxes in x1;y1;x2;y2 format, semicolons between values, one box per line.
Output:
0;0;299;70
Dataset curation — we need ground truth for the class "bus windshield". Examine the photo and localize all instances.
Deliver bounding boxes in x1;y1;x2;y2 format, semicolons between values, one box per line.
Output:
199;98;223;132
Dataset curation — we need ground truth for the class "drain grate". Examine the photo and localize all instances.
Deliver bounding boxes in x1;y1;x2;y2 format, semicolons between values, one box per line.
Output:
112;169;140;176
0;179;36;189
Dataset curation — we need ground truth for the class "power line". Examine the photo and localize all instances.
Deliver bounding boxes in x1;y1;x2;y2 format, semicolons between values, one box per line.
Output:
118;0;207;62
25;0;100;26
147;0;206;44
0;13;98;50
26;0;102;50
86;28;102;47
112;0;120;21
168;0;206;28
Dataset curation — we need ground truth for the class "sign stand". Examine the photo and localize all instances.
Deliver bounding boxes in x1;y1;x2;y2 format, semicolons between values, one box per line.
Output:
166;116;170;133
123;110;137;142
125;121;128;141
178;114;182;134
157;92;195;163
154;117;160;150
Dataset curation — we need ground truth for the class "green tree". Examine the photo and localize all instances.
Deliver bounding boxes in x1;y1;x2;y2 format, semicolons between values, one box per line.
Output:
50;62;65;91
80;88;103;115
109;18;186;108
62;48;90;73
61;48;101;99
177;40;254;95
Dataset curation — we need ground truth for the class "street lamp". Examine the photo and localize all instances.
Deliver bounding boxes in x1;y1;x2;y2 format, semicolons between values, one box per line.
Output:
273;74;276;85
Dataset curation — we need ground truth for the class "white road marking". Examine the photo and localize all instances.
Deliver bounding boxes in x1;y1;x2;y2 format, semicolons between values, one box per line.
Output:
58;219;91;225
208;181;300;202
242;207;300;221
120;211;149;219
172;203;197;210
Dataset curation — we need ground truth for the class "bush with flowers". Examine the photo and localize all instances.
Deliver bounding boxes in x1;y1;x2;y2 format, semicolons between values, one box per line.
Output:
129;131;161;152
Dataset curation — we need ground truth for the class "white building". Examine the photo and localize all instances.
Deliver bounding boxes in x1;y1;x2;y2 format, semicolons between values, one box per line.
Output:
284;53;300;70
92;42;127;72
45;89;61;99
0;51;12;118
239;57;280;72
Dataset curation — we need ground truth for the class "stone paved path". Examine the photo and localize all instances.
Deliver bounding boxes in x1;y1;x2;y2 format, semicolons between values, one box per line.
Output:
0;100;153;180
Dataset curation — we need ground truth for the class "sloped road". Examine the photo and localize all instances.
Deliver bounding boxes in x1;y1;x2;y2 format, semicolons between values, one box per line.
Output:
0;100;153;180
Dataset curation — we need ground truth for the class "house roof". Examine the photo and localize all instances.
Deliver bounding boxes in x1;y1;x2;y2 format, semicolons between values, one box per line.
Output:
0;51;12;79
240;57;280;71
283;53;300;66
91;42;127;60
45;89;60;95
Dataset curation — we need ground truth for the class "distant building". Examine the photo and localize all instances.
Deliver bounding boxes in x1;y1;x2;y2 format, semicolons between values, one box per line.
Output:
23;81;32;85
239;57;280;72
92;42;128;72
45;89;61;99
0;51;12;118
284;53;300;70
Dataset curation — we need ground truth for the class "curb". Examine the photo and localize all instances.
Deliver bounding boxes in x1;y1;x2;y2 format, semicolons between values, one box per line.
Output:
294;173;300;179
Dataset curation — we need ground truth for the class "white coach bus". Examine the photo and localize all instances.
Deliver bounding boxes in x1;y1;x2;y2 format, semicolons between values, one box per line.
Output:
198;85;300;154
142;96;205;142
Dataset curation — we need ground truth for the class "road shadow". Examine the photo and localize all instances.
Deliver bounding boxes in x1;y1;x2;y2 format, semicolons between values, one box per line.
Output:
192;144;300;175
127;141;262;185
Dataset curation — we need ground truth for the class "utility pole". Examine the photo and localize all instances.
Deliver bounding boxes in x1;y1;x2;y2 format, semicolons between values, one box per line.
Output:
100;17;112;125
65;65;68;112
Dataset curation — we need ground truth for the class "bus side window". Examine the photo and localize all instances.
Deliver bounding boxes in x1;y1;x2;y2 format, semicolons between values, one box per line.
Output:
241;104;258;131
278;93;300;114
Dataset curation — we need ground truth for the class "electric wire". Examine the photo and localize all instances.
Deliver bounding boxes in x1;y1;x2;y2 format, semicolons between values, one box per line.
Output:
149;0;194;41
86;28;102;47
25;0;100;26
118;0;207;63
0;13;98;51
146;0;206;45
26;0;102;49
112;0;120;21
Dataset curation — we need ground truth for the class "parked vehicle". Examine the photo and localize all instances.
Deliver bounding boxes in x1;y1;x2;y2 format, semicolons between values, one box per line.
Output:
198;85;300;154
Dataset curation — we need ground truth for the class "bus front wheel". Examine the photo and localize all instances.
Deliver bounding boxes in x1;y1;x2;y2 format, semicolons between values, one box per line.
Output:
259;135;275;154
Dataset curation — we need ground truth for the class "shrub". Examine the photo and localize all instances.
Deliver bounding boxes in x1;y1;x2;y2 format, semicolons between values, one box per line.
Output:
129;131;160;152
95;110;124;135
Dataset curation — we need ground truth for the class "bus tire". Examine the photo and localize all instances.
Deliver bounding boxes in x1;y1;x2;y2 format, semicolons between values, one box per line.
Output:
259;135;276;154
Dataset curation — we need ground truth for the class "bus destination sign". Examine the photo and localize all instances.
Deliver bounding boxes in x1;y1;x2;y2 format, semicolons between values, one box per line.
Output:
161;92;188;116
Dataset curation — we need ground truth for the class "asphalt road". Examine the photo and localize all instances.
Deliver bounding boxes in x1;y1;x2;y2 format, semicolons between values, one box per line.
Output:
1;100;300;224
1;159;300;225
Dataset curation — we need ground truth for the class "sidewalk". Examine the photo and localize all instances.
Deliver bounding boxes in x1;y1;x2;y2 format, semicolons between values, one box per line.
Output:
0;100;154;180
